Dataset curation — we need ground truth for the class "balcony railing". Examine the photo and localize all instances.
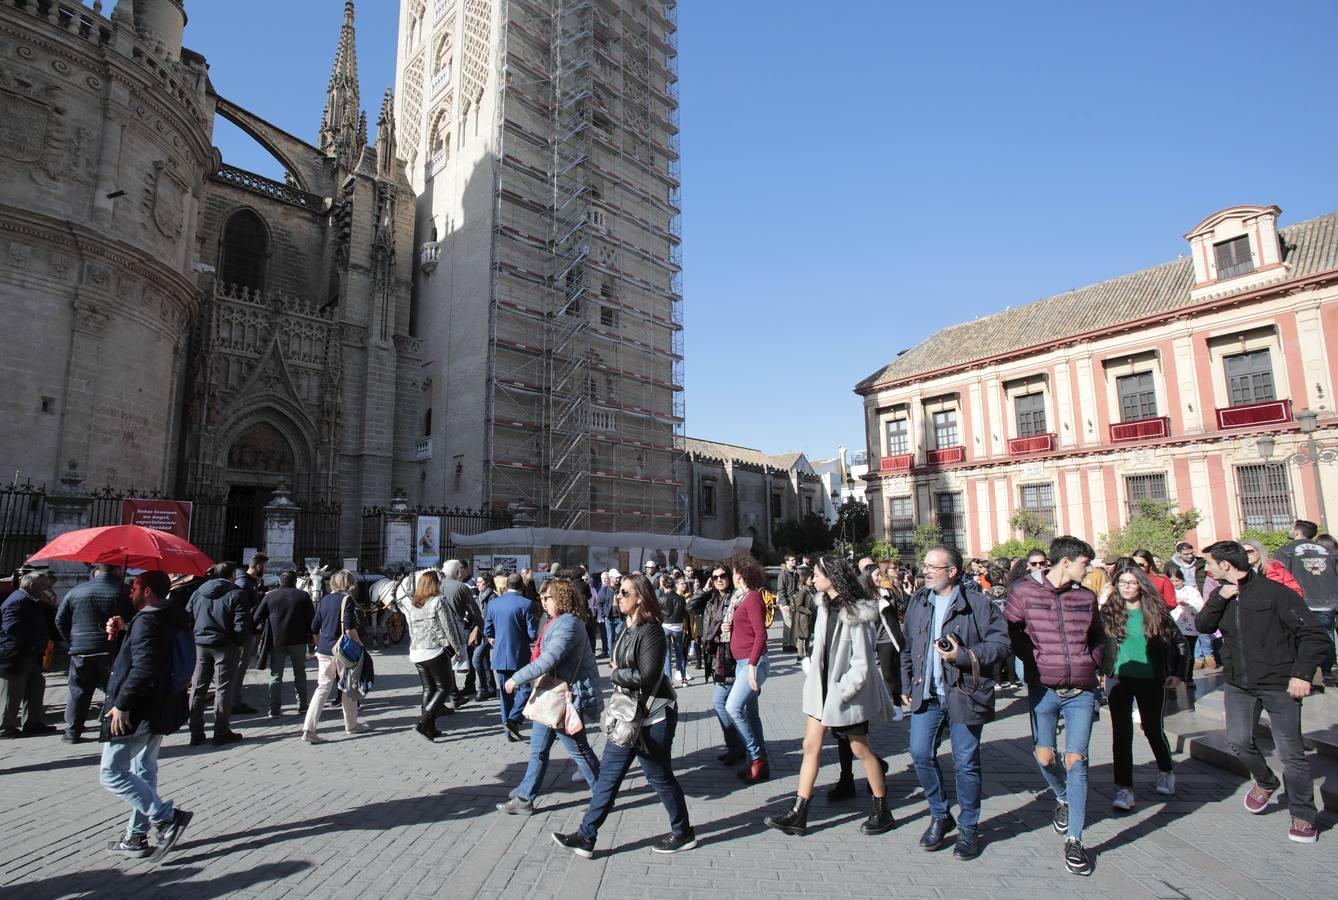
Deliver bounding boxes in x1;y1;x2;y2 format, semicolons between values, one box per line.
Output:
1007;433;1056;457
1216;399;1293;430
925;445;965;466
879;453;913;473
415;438;433;461
419;241;441;274
1110;416;1170;443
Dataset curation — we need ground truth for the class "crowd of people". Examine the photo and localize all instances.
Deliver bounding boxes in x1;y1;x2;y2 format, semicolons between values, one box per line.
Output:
0;519;1332;869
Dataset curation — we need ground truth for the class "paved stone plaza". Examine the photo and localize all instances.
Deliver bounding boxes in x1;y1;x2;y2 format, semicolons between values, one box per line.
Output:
2;628;1334;899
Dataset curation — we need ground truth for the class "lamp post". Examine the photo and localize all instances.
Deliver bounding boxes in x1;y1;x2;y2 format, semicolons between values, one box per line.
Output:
1256;408;1338;527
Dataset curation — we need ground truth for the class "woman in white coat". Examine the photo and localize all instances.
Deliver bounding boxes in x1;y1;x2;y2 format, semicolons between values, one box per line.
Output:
764;554;897;837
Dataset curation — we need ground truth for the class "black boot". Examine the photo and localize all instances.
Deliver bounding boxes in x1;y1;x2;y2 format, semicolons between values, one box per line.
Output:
860;795;896;835
764;796;810;837
827;776;857;802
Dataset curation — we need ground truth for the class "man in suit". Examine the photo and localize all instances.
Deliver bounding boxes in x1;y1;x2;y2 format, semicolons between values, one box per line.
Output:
484;573;538;741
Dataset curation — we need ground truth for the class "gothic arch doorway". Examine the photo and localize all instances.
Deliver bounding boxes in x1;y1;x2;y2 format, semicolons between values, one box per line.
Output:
221;420;299;563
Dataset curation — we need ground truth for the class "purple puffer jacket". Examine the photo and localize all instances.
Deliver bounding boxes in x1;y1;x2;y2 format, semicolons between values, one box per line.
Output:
1004;575;1105;690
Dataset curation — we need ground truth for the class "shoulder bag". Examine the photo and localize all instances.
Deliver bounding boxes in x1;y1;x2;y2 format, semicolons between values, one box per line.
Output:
600;627;643;747
523;672;583;734
332;593;364;670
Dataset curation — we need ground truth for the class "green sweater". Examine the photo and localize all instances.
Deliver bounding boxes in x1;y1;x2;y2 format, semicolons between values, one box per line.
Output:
1114;606;1155;679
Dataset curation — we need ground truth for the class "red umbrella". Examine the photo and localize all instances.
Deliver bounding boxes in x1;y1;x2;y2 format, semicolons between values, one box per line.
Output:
27;525;214;576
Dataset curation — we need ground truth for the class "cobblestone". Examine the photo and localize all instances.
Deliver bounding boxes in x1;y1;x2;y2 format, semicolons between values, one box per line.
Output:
1;631;1334;898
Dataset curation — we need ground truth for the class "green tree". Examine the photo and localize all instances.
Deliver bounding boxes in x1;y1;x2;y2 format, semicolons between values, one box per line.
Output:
986;537;1048;560
831;499;871;547
1100;500;1201;563
1238;528;1290;554
867;538;900;563
911;523;944;565
1010;509;1050;541
773;513;836;557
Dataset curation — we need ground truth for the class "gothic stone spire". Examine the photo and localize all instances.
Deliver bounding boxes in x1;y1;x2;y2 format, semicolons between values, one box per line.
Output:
319;0;361;171
376;88;396;179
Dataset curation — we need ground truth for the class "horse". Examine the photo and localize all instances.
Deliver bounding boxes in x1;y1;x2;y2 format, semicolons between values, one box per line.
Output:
364;568;435;648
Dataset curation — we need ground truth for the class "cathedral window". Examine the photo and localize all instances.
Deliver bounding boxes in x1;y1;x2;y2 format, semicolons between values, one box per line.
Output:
220;210;269;292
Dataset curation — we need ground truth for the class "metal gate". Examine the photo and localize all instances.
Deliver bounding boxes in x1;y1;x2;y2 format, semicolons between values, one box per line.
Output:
0;482;48;575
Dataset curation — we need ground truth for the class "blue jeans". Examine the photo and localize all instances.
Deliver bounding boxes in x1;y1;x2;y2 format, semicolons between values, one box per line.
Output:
908;698;985;828
1312;610;1335;672
512;720;600;802
1028;686;1098;840
579;707;691;842
711;681;745;753
472;644;495;694
494;670;531;727
100;732;173;839
1195;634;1216;661
725;655;769;761
663;627;687;680
604;619;623;656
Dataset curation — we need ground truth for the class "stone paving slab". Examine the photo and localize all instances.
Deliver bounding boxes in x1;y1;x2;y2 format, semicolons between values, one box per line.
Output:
1;628;1335;899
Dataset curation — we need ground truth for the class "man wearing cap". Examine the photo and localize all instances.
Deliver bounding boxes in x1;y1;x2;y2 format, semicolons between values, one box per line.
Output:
643;559;658;579
1166;542;1208;595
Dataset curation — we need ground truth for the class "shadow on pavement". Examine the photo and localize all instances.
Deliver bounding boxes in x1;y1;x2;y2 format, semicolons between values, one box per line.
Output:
9;860;312;900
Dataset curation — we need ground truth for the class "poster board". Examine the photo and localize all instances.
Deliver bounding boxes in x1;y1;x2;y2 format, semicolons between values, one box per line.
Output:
121;499;192;539
415;515;442;568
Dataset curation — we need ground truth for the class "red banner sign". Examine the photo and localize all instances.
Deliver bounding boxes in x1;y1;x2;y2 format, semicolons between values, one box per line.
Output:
122;499;193;540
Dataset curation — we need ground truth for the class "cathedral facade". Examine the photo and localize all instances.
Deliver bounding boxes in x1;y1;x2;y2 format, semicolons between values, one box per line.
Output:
0;0;419;563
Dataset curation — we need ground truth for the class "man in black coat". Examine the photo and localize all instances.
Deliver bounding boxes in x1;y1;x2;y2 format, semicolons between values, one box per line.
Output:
230;552;267;714
186;562;249;746
254;570;315;717
56;564;133;743
99;570;193;859
1197;540;1328;845
0;570;55;737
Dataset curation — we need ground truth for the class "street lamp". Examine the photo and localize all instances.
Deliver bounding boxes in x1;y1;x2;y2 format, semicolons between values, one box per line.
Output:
1256;408;1338;527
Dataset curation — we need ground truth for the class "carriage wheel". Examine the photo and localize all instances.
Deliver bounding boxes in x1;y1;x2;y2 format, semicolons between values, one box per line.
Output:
387;609;407;644
764;603;776;629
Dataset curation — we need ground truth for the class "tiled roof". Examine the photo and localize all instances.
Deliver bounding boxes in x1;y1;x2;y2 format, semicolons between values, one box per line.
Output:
684;438;808;472
856;211;1338;392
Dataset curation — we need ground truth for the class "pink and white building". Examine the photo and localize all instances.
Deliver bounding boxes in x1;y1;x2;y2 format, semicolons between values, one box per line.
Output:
855;205;1338;556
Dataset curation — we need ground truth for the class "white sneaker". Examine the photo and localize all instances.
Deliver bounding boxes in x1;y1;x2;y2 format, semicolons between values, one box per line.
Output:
1154;772;1176;796
1112;788;1136;811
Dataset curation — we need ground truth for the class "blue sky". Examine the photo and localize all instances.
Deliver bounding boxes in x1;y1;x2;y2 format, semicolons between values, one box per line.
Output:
193;1;1338;465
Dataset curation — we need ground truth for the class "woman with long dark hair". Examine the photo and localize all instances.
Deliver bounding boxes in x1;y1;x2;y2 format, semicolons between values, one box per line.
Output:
397;569;466;741
826;567;899;801
553;572;696;858
725;555;772;783
1101;565;1187;810
1131;550;1178;610
690;565;746;764
766;555;897;836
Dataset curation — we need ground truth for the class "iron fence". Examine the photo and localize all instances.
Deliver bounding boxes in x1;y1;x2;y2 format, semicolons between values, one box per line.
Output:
360;505;512;572
0;482;48;575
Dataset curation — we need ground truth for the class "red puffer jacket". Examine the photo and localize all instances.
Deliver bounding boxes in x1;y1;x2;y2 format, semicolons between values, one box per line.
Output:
1004;576;1105;690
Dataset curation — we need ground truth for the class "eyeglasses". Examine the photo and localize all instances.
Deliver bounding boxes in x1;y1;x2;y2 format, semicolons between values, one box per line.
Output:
1245;547;1259;554
921;563;950;572
1117;579;1140;588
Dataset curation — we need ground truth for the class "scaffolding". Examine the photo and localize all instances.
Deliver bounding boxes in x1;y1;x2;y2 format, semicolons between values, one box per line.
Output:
486;0;684;534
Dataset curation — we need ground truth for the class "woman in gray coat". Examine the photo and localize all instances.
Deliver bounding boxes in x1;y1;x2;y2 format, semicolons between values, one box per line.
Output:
764;555;896;838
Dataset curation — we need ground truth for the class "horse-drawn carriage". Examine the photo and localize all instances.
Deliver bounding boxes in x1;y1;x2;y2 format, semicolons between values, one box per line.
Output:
297;567;409;646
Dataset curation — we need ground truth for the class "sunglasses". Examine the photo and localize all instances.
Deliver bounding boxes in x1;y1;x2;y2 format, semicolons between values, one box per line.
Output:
1028;560;1047;568
618;588;635;597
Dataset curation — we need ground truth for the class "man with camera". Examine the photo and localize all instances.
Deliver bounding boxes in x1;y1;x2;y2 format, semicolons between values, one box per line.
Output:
900;545;1009;862
1005;535;1104;877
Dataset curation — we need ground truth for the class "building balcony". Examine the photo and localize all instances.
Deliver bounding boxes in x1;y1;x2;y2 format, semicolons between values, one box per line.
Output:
1215;399;1293;430
419;241;441;274
1109;416;1171;443
878;453;913;473
415;438;433;461
925;445;965;466
1007;433;1056;457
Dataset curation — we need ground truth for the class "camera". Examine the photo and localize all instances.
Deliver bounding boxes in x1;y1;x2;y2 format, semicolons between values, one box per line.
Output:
935;636;956;653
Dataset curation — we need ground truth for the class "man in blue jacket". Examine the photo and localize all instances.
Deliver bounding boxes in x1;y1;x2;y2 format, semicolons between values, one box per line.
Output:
484;573;539;741
100;570;193;860
56;564;133;743
900;545;1010;862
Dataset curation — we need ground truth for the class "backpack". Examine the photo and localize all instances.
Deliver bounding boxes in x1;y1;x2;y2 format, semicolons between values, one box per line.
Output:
153;610;196;733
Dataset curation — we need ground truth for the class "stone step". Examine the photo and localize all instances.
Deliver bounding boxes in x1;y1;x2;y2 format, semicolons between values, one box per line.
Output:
1170;671;1338;760
1163;718;1338;812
